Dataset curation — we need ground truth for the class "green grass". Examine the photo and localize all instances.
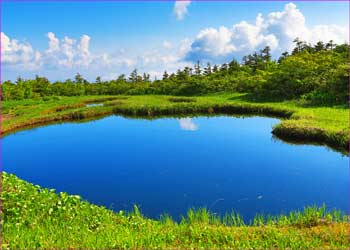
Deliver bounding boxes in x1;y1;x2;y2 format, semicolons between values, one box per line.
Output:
2;172;349;249
2;93;349;153
2;93;349;248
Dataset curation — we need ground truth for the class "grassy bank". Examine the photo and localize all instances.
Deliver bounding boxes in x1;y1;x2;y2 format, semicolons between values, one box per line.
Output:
2;94;349;153
2;94;349;248
2;172;349;249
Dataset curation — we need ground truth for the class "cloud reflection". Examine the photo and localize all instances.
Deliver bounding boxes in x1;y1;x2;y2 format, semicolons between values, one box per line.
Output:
179;118;198;131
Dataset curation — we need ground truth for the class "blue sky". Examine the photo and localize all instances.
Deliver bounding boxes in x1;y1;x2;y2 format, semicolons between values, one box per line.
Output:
1;1;348;81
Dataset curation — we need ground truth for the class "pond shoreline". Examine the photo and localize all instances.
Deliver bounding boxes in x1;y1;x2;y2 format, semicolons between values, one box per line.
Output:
2;95;349;248
2;172;350;248
2;95;348;154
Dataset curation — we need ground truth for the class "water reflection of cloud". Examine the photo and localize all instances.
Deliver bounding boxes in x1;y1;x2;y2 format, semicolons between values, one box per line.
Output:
179;118;198;131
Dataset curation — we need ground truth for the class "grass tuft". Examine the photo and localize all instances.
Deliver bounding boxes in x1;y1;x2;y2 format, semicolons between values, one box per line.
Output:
2;172;349;249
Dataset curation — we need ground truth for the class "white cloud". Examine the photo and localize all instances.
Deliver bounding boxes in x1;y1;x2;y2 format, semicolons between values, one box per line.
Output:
185;26;236;62
76;35;92;67
179;118;198;131
2;3;348;81
78;34;90;55
58;36;75;67
173;0;191;20
309;25;348;45
177;38;192;58
47;32;59;53
185;2;348;62
43;33;95;69
163;40;173;49
2;32;187;80
148;71;164;80
1;32;11;52
1;32;42;69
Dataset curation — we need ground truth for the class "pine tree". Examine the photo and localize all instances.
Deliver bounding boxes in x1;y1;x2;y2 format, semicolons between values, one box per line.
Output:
315;41;325;52
95;76;102;84
162;71;169;80
261;46;271;62
326;40;335;51
129;69;138;83
183;67;192;76
228;58;240;72
220;63;228;72
74;73;84;84
278;51;289;63
142;73;150;82
204;63;212;75
117;74;126;82
194;61;201;75
212;65;219;73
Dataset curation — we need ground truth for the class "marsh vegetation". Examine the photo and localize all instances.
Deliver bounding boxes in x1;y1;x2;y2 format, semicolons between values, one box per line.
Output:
3;172;349;249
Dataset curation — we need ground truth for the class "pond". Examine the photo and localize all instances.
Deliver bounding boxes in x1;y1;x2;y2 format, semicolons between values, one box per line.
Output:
3;116;348;221
86;103;104;107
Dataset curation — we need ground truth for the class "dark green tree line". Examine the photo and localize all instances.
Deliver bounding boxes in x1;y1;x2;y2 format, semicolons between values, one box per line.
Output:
2;39;348;105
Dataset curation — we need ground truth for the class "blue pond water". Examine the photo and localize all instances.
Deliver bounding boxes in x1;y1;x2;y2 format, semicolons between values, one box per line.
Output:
3;116;348;221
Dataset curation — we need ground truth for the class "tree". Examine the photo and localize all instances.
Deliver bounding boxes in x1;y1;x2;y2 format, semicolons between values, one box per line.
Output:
212;65;219;73
117;74;126;82
169;73;176;80
129;69;138;83
142;73;150;82
261;46;271;62
176;69;188;81
74;73;84;84
1;41;348;105
315;41;325;52
16;76;23;84
243;52;263;71
228;58;240;72
137;75;143;82
326;40;335;51
204;63;212;76
95;76;102;84
194;61;201;75
33;75;51;96
162;71;169;80
292;38;304;54
333;44;349;55
278;51;289;63
183;67;192;76
220;63;228;72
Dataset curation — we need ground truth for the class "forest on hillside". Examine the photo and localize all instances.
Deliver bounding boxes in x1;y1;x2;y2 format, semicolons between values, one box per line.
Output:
2;39;349;106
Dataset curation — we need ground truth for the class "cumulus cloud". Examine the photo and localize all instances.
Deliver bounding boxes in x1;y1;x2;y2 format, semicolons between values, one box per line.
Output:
173;0;191;20
309;25;348;45
76;35;92;67
2;2;348;81
185;2;348;63
185;26;236;62
179;118;198;131
78;34;90;55
41;33;97;69
2;31;192;81
1;32;11;52
47;32;59;53
58;36;75;67
177;38;192;57
1;32;42;69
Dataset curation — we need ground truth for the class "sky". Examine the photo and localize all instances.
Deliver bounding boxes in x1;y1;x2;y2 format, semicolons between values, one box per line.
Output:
1;1;349;81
